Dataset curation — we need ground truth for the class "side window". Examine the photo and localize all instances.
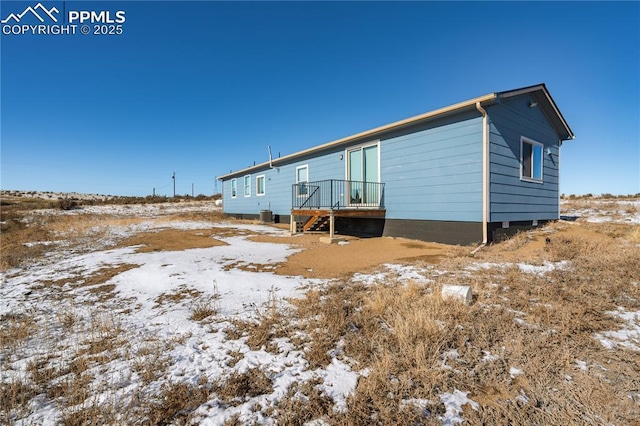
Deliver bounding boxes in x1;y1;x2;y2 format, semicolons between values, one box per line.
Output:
244;175;251;197
521;137;543;182
296;165;308;196
230;178;237;198
256;175;265;196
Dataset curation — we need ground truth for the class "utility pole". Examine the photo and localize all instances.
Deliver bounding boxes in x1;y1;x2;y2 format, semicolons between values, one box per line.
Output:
172;172;176;198
153;187;155;197
192;183;194;197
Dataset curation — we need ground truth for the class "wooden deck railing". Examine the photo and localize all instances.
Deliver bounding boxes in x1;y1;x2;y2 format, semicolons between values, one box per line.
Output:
292;179;385;210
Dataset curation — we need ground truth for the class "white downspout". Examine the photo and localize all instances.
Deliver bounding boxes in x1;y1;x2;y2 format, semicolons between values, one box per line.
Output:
475;102;490;245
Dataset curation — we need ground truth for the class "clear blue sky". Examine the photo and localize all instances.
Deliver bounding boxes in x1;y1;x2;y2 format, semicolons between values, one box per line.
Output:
1;1;639;196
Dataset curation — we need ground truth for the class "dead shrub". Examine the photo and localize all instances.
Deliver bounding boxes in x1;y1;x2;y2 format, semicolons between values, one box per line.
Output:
189;301;218;321
58;198;79;210
190;281;221;322
145;381;211;424
0;311;34;349
274;378;334;425
62;403;118;426
0;380;37;422
237;286;288;351
215;368;273;406
544;235;593;261
132;343;170;384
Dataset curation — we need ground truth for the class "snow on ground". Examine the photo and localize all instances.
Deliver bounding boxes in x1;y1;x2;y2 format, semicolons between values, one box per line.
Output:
595;308;640;351
467;260;569;275
351;263;435;285
561;199;640;224
1;204;343;424
1;203;481;425
438;389;479;426
2;200;638;424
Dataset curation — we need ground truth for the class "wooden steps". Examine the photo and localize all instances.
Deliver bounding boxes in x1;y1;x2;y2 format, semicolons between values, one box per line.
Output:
302;215;330;232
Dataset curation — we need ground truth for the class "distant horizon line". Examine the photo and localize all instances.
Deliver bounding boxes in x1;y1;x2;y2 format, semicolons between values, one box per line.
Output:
1;189;638;199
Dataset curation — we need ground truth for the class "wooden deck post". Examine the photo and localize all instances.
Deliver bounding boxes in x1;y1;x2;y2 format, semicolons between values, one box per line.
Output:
329;211;335;239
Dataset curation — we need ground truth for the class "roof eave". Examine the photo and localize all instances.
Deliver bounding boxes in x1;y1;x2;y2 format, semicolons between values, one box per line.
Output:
497;83;575;141
218;93;497;180
218;84;575;181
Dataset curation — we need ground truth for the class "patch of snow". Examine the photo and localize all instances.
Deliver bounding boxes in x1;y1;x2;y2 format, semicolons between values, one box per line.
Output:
595;307;640;351
316;358;359;413
509;367;523;378
481;351;499;362
352;264;432;285
515;389;529;404
441;349;460;370
439;389;479;425
468;261;569;275
400;398;433;417
575;360;588;371
516;260;569;275
561;199;640;224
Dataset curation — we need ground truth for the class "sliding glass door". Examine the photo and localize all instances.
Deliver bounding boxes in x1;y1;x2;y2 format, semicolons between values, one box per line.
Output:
347;144;379;205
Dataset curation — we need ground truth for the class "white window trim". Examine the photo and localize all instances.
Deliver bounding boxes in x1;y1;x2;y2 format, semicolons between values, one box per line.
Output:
295;165;309;197
230;178;237;199
256;174;265;196
243;175;251;197
520;136;544;184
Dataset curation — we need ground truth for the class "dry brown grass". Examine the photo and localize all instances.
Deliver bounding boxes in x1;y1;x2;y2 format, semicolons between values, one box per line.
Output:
0;196;226;271
233;285;289;352
190;298;218;322
271;378;334;425
132;342;171;384
145;381;212;424
259;219;640;424
3;196;638;424
215;368;273;406
0;310;34;350
0;379;37;423
0;204;55;270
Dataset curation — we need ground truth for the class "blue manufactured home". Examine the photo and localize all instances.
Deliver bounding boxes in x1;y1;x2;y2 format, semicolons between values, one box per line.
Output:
218;84;574;245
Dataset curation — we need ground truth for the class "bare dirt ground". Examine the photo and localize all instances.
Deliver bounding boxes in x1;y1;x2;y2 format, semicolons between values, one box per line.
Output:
251;233;455;279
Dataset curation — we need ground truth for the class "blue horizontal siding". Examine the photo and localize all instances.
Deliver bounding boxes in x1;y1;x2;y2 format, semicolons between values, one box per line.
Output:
381;112;483;222
487;95;561;222
222;110;484;223
222;146;345;217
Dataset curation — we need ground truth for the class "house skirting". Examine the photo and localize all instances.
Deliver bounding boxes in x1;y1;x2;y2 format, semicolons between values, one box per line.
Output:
224;213;549;245
224;213;291;224
488;220;551;242
301;216;484;245
382;219;484;245
384;219;549;245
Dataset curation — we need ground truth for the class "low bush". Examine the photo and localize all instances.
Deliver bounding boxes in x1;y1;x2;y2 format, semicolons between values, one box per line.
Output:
58;198;79;210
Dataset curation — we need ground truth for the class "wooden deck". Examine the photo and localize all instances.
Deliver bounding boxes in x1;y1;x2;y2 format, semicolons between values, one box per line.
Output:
291;208;386;236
